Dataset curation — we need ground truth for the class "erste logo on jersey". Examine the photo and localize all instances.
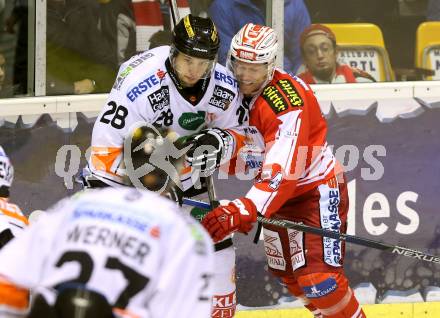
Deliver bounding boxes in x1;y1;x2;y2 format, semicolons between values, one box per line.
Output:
209;85;235;110
214;71;238;88
277;79;303;107
320;186;343;268
148;86;170;112
126;69;165;102
262;85;288;114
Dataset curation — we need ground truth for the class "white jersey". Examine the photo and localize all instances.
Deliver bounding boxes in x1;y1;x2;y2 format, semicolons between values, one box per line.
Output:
0;187;214;318
89;46;249;186
0;198;27;239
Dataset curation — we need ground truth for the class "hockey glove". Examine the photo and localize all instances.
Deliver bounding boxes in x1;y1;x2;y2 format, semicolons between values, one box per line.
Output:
185;128;234;176
201;198;257;242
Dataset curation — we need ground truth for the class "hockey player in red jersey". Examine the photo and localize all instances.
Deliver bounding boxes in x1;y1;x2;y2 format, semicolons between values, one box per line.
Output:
199;24;366;318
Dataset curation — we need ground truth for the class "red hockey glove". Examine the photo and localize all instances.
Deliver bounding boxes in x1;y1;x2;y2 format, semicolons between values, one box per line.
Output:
201;198;257;242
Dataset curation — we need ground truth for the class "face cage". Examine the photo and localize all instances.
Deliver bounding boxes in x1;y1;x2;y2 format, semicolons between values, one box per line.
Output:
227;54;276;88
170;46;217;82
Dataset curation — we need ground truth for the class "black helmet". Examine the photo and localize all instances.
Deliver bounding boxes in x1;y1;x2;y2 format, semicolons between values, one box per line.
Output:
172;14;220;60
28;288;114;318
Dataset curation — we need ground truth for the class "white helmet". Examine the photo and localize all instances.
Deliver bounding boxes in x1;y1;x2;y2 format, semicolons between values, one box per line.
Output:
227;23;278;80
0;146;13;188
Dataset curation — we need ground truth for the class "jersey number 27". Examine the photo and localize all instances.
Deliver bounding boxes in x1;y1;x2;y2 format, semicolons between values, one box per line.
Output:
54;250;149;308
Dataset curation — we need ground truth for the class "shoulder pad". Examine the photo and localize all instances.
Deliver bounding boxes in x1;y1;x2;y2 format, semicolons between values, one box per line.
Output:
292;75;310;91
113;48;168;91
262;78;304;114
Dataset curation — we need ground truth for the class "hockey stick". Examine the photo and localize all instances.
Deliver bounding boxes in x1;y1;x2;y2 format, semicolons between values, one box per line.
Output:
182;196;440;265
205;174;220;208
168;0;180;27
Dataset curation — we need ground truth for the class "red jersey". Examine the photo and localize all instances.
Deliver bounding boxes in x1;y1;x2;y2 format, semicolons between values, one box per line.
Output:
298;64;375;84
244;69;339;217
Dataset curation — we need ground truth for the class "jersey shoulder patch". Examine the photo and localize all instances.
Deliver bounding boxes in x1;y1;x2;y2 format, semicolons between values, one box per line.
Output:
276;78;304;107
114;48;168;104
125;68;167;103
262;77;304;114
113;51;157;91
262;84;289;114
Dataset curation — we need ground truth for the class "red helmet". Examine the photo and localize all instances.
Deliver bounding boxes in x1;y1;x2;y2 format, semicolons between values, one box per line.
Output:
227;23;278;80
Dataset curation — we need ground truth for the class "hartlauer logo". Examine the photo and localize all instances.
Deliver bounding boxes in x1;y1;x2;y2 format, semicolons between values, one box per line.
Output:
238;49;255;60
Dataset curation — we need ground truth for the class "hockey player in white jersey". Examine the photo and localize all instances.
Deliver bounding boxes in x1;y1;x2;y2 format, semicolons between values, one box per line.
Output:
0;146;28;250
88;14;249;189
85;14;258;318
0;126;215;318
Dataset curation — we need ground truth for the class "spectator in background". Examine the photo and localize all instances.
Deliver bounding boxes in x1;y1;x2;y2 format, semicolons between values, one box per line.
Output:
189;0;212;17
148;29;173;49
98;0;136;66
5;0;28;95
0;54;6;90
298;24;376;84
46;0;117;95
0;53;13;97
427;0;440;20
208;0;310;74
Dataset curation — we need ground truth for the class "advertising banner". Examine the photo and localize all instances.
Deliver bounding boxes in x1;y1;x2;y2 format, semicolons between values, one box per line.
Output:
1;103;439;306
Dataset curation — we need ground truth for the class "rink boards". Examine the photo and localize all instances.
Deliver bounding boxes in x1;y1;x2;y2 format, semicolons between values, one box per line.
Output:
1;83;440;307
236;302;440;318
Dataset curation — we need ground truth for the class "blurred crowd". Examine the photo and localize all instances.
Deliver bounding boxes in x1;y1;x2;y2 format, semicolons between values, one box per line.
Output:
0;0;437;98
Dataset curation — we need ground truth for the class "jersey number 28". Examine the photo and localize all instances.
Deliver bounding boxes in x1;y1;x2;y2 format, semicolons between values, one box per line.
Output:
100;101;129;129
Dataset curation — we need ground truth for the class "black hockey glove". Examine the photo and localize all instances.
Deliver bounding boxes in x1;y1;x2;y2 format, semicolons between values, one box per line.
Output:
185;128;234;176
